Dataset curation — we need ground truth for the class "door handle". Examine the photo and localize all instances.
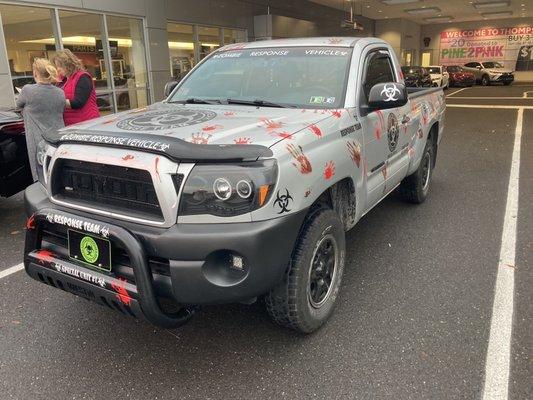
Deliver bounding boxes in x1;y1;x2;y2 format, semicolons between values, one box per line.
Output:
401;115;411;124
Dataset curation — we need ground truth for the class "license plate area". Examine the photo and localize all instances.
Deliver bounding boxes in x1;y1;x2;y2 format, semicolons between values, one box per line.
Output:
68;229;112;272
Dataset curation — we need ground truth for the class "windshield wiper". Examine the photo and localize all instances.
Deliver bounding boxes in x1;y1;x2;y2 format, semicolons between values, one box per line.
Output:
169;98;223;105
226;99;294;108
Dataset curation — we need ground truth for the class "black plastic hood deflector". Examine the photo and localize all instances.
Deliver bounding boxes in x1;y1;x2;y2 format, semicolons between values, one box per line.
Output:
43;129;273;163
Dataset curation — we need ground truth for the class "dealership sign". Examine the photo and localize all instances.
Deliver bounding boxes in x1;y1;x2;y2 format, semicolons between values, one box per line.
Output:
440;26;533;71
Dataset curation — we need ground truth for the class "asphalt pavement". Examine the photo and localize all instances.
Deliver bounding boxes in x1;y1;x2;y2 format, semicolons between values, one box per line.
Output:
0;85;531;399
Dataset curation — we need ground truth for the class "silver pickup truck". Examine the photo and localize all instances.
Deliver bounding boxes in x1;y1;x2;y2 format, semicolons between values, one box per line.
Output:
24;37;445;333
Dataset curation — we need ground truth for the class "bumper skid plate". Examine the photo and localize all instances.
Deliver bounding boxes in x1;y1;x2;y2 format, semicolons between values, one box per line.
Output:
25;209;195;328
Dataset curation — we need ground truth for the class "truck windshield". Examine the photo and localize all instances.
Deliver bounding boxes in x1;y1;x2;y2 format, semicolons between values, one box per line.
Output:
168;47;353;109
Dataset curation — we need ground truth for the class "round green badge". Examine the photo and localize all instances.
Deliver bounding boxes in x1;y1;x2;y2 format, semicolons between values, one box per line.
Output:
80;236;99;264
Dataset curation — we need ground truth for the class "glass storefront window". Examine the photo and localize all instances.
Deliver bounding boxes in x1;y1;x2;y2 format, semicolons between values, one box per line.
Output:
57;10;110;114
198;26;220;60
223;29;246;45
167;23;195;80
106;15;149;111
0;4;55;98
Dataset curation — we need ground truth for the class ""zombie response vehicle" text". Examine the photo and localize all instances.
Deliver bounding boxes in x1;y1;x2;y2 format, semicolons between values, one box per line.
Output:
24;38;445;333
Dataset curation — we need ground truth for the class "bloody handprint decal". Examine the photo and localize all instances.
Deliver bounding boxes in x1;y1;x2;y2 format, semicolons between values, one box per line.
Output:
35;249;54;264
308;124;323;138
374;110;385;140
330;110;342;118
287;144;312;174
234;137;252;144
26;214;36;230
111;278;132;306
346;141;362;168
270;131;293;140
190;132;211;144
259;118;284;131
202;124;222;132
324;161;336;180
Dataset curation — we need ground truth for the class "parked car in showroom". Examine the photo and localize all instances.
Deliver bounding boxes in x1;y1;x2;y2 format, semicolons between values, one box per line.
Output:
445;66;475;87
463;61;514;86
401;66;432;88
0;109;32;198
23;37;445;334
427;66;449;89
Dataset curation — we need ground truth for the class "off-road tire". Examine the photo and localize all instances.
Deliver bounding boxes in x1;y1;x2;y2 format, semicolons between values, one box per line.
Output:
399;138;434;204
265;208;345;334
481;74;490;86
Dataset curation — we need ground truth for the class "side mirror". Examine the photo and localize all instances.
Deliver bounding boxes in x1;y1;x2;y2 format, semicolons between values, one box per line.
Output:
366;82;408;111
164;80;179;98
477;66;482;70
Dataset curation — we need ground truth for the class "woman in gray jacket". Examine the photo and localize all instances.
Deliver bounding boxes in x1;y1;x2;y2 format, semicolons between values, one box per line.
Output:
16;58;65;182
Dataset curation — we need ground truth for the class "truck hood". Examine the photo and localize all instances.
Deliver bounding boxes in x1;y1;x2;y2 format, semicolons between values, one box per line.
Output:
60;102;334;148
49;102;337;162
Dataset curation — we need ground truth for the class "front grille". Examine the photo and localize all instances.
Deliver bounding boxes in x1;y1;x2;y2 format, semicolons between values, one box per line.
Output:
52;159;163;220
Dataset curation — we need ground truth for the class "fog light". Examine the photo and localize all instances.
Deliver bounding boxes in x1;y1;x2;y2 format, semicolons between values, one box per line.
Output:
231;254;244;270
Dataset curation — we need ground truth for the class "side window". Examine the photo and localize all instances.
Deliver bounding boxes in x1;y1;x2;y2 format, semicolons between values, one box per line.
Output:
465;62;474;68
363;51;395;99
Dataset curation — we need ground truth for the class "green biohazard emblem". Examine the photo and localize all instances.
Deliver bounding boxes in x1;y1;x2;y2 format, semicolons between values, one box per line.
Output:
80;236;99;264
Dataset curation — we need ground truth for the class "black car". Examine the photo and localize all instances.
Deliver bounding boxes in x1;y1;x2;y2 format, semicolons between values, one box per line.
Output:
0;109;32;198
401;66;433;88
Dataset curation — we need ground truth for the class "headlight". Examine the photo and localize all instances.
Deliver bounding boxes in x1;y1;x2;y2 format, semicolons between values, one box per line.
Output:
179;159;278;217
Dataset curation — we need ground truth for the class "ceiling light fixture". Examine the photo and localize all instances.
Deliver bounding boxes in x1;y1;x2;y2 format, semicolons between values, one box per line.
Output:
424;16;454;22
481;10;513;17
381;0;420;5
472;1;510;9
405;7;441;14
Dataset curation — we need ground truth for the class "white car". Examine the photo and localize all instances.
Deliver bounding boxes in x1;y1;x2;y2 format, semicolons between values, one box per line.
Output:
427;66;449;89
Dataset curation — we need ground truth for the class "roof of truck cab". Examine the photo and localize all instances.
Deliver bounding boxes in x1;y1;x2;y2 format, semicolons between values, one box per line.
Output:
219;37;386;50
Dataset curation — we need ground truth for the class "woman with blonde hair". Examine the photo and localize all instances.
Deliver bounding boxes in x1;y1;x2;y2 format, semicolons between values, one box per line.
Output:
52;49;99;126
16;58;65;182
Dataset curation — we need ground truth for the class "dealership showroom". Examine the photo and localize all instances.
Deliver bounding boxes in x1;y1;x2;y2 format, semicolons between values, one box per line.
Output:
0;0;532;398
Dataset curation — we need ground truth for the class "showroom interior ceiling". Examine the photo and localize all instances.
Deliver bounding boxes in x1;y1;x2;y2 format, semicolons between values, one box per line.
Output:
310;0;529;24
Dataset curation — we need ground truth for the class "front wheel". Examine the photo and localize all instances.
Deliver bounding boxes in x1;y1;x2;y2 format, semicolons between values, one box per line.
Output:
399;139;434;204
265;208;345;333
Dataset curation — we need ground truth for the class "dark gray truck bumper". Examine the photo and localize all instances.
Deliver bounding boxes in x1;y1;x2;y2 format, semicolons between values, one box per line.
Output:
24;183;306;327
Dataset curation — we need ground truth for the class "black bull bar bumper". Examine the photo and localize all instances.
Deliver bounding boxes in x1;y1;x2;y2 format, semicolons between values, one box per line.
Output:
24;209;195;329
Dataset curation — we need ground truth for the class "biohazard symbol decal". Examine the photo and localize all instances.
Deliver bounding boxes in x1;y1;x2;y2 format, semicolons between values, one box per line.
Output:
116;109;217;131
80;236;99;264
387;113;400;152
380;83;401;102
273;189;293;214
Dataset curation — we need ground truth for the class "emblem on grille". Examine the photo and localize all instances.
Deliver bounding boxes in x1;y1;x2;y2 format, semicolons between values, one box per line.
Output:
116;109;217;131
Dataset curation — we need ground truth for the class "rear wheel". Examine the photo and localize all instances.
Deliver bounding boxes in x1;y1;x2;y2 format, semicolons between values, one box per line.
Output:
265;208;345;334
481;74;490;86
399;138;434;204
